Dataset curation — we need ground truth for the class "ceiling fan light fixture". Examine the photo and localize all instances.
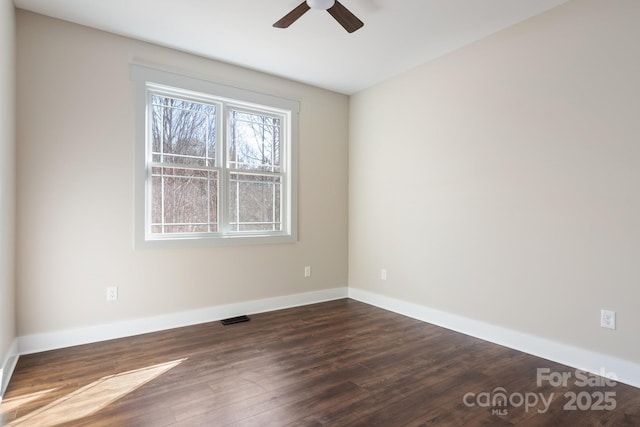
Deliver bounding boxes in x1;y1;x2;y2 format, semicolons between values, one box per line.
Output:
306;0;335;11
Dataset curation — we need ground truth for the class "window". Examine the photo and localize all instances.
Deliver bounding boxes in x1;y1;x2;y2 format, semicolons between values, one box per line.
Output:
132;65;299;247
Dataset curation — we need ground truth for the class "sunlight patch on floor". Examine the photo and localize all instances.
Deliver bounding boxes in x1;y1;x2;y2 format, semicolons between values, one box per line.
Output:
0;388;58;415
5;358;186;426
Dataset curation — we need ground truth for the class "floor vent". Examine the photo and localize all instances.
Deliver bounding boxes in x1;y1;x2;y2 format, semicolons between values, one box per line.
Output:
220;315;250;325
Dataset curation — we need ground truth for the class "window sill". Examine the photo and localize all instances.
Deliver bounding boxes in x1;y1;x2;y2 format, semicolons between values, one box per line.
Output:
135;233;298;249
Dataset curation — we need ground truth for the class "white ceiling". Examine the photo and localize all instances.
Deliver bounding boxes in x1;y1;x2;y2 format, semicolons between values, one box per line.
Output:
14;0;568;94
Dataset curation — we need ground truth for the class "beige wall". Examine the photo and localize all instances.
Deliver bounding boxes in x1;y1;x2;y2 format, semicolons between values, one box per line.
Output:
13;0;639;369
0;0;17;388
350;0;640;362
16;11;349;336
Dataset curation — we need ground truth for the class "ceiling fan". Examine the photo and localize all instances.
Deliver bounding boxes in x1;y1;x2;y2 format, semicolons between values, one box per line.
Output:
273;0;364;33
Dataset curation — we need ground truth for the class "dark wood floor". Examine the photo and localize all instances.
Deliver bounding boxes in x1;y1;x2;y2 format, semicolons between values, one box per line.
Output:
1;299;639;426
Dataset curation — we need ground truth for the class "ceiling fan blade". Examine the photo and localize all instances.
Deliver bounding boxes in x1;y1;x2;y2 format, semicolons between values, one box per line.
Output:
273;2;311;28
327;0;364;33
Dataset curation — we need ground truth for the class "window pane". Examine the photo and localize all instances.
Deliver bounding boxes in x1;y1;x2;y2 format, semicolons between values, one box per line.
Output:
151;95;216;166
228;110;280;172
229;173;282;232
151;167;218;234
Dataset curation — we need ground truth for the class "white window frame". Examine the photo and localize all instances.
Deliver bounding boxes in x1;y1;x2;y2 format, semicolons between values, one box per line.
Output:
132;64;299;248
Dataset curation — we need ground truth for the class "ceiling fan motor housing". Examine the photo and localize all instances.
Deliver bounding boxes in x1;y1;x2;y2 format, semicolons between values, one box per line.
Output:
307;0;335;10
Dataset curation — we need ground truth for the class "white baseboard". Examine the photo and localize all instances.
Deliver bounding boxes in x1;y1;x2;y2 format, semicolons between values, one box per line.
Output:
1;338;19;400
18;287;348;356
348;287;640;390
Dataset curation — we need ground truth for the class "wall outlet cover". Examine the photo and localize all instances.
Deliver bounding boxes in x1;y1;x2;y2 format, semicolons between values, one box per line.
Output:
600;309;616;330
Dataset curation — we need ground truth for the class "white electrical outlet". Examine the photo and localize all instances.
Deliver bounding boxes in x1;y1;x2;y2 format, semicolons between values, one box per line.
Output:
381;269;387;281
600;309;616;330
106;286;118;302
304;266;311;278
